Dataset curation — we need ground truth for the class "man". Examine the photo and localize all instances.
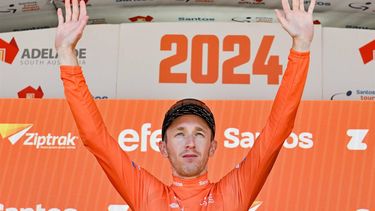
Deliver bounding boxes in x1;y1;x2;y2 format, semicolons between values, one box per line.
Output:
56;0;315;210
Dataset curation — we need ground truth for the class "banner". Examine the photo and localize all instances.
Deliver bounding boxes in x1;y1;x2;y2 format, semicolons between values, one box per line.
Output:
323;28;375;100
0;99;374;210
0;25;119;99
1;1;375;33
117;22;322;99
1;23;374;100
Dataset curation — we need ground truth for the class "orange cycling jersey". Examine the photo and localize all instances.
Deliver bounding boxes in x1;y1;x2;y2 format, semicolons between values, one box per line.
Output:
60;49;310;211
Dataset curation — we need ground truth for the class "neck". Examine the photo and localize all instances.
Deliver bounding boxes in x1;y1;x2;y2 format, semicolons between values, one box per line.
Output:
172;168;208;180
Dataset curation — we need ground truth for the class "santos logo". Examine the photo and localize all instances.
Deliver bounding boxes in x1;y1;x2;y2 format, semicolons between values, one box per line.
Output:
0;203;76;211
0;123;78;149
117;123;313;152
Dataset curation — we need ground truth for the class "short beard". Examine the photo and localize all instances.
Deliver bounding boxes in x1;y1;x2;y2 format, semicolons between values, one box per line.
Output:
168;150;209;178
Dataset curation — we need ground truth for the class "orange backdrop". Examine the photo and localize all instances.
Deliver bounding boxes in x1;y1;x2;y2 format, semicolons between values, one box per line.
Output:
0;99;374;211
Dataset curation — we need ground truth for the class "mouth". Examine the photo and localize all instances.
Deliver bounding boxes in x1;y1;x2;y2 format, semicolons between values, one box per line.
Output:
182;154;198;158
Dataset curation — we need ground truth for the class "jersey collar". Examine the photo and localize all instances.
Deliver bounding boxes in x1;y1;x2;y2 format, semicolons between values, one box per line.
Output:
172;172;210;187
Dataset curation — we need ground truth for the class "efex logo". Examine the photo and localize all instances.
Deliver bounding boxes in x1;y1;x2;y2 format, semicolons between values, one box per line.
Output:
0;37;19;64
0;123;78;149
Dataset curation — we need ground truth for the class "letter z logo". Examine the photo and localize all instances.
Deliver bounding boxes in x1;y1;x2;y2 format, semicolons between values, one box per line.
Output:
347;129;369;151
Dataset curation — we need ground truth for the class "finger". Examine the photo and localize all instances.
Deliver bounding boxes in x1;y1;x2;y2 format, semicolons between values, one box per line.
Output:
281;0;291;13
275;9;288;28
78;0;87;20
65;0;72;22
77;15;89;35
72;0;79;21
299;0;305;11
57;8;64;26
308;0;316;14
292;0;299;11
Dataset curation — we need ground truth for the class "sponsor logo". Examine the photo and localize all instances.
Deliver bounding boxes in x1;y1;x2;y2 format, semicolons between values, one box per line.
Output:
93;95;109;100
330;90;375;101
13;26;51;32
0;124;32;145
238;0;265;6
0;123;78;149
0;37;19;64
304;0;331;6
232;16;274;23
108;204;130;211
347;129;369;151
356;90;375;100
117;123;313;152
118;123;161;152
195;0;214;2
249;201;262;211
224;128;314;149
359;40;375;64
175;0;214;3
0;4;16;13
19;2;40;12
129;15;154;22
169;202;180;209
19;48;87;66
313;20;321;24
178;17;215;22
116;0;153;2
348;2;374;12
345;25;375;30
88;18;107;24
330;90;352;100
200;193;214;206
1;37;86;66
0;2;43;14
0;203;76;211
18;86;44;99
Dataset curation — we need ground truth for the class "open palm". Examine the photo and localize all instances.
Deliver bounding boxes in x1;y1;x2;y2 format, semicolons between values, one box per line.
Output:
55;0;89;51
275;0;316;49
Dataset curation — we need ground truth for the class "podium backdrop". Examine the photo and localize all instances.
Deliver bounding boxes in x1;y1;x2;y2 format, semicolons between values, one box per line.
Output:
0;99;374;210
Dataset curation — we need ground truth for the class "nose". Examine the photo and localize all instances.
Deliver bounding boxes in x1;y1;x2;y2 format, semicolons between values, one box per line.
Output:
185;135;196;149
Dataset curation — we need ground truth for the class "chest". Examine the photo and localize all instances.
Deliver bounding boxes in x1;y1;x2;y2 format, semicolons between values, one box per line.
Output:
145;187;229;211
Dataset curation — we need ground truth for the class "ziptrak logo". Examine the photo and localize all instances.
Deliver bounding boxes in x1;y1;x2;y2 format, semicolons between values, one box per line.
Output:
0;123;78;149
0;37;19;64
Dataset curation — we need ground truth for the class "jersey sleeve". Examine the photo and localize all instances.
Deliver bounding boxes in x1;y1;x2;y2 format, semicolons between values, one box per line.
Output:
216;49;310;209
60;66;163;210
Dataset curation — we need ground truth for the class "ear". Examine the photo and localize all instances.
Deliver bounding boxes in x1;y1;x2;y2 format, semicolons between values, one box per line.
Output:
209;140;217;157
158;141;169;158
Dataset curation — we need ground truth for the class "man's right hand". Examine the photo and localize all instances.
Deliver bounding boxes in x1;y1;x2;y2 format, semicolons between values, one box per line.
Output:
55;0;89;66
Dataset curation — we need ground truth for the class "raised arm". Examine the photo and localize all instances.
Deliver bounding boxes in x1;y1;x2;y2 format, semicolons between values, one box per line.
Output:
217;0;316;209
56;1;157;209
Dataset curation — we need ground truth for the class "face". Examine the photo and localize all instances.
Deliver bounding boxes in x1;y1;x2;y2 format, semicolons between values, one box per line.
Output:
159;115;217;179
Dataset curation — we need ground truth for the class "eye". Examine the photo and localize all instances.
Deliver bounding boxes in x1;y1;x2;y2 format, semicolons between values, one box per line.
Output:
175;132;184;137
196;132;205;137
